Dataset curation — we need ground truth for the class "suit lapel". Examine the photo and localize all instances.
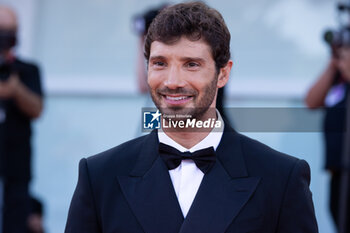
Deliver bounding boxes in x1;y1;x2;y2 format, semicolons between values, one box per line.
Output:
117;130;184;233
117;125;261;233
179;124;261;233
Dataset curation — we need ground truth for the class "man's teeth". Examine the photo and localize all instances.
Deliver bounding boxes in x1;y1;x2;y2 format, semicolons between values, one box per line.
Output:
166;96;189;101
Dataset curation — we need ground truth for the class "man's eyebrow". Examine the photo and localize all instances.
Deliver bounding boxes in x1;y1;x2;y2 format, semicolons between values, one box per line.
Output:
180;57;206;63
149;55;166;61
149;56;206;62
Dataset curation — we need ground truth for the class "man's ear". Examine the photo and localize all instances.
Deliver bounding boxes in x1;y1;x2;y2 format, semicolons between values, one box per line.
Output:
217;60;233;88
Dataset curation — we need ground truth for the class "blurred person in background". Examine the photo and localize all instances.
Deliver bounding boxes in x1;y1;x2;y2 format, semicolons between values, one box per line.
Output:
0;5;44;233
305;45;350;232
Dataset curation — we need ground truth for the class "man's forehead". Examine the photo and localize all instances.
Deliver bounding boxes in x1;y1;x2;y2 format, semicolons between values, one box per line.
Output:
149;37;212;59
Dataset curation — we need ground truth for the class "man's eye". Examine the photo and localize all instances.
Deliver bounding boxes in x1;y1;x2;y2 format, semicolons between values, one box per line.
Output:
186;62;200;68
153;61;165;67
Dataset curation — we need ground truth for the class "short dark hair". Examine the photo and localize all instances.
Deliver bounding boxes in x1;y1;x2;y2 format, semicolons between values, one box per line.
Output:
144;1;231;72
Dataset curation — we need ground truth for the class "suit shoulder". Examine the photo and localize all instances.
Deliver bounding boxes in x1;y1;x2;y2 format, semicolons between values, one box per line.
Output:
84;134;149;175
238;133;303;175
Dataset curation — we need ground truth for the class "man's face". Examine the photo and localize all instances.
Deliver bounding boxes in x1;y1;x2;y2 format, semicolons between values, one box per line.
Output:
148;37;227;120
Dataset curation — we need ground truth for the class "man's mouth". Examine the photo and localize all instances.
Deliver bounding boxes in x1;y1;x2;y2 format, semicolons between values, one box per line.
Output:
165;95;190;100
161;94;193;105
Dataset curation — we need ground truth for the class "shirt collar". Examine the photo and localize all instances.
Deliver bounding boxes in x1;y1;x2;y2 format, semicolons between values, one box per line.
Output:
158;109;224;152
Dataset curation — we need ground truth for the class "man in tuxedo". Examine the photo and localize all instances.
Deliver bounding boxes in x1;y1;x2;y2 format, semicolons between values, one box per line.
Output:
65;2;318;232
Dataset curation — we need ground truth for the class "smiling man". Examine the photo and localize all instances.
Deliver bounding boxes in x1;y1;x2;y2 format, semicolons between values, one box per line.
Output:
65;2;318;233
147;36;229;145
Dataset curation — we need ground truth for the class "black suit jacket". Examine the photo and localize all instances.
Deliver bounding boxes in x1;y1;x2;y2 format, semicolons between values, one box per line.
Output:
65;125;318;233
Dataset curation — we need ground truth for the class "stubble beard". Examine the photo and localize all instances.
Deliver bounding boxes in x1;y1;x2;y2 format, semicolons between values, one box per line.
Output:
149;74;218;122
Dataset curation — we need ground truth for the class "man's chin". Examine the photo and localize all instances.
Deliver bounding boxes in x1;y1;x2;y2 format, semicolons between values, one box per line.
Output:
160;107;190;115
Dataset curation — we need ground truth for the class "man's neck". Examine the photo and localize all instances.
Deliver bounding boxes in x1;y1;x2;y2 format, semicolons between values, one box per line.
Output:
162;130;211;149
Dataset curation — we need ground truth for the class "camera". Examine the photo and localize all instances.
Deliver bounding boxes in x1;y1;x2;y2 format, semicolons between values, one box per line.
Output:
0;30;16;52
324;3;350;50
324;27;350;48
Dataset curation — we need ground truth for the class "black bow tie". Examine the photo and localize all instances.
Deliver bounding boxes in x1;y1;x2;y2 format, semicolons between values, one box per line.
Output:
159;143;216;174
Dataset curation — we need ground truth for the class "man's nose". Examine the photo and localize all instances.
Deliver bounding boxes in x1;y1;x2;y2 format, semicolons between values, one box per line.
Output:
163;66;185;89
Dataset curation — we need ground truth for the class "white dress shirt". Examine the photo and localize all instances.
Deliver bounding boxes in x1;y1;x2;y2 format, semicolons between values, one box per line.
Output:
158;111;224;218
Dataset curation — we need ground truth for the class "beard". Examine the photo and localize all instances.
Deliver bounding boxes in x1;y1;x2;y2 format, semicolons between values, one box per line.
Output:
149;74;218;121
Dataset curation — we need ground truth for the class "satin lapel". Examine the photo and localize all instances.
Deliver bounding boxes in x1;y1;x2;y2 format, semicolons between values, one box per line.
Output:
179;124;261;233
179;160;260;233
117;130;184;233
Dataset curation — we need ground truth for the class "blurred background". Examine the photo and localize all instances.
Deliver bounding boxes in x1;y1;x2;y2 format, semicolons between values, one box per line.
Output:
0;0;346;232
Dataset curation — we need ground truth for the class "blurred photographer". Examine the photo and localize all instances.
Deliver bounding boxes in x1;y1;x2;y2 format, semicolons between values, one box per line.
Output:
0;6;43;233
305;3;350;232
